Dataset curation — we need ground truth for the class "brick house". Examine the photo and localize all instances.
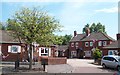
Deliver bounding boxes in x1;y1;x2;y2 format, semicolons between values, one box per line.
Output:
0;30;28;61
0;30;66;64
102;34;120;56
69;29;115;58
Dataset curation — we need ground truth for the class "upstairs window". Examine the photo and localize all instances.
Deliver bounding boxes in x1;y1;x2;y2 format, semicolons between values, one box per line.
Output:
71;43;74;47
98;41;102;46
75;42;79;48
85;42;89;47
103;41;107;46
8;45;21;53
90;42;93;47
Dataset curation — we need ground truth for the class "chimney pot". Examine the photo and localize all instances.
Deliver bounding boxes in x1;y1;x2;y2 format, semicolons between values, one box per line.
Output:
85;27;90;36
117;34;120;40
74;31;77;37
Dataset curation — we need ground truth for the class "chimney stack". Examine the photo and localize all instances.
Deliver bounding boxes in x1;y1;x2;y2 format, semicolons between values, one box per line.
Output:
117;34;120;40
85;27;90;36
74;31;77;37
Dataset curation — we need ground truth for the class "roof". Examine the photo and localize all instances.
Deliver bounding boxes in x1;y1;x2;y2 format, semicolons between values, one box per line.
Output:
58;45;68;51
0;30;23;43
81;32;115;41
103;40;120;49
70;34;86;42
70;32;115;42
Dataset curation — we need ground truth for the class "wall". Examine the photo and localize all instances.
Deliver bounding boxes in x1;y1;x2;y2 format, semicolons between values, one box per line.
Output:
1;43;28;61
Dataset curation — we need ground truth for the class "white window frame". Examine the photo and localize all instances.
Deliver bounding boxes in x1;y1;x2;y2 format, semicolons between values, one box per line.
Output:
71;43;74;47
90;42;93;47
85;42;89;47
108;50;118;55
8;45;21;53
39;47;51;56
98;41;102;46
103;41;107;46
75;42;79;48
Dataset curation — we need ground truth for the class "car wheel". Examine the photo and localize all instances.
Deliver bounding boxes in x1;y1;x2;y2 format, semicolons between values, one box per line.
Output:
117;66;120;71
102;64;106;68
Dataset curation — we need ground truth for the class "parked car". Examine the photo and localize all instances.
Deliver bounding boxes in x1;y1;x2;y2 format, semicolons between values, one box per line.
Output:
101;55;120;71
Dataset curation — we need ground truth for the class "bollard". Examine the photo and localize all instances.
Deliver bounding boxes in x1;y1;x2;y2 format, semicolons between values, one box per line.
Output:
15;60;19;70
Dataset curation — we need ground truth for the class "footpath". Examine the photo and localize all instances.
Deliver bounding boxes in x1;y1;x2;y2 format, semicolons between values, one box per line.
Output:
0;61;73;75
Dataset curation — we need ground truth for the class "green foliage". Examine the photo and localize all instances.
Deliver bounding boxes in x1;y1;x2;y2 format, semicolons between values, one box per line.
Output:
62;34;72;45
82;22;107;34
53;34;72;45
0;22;6;30
7;7;62;45
93;47;102;59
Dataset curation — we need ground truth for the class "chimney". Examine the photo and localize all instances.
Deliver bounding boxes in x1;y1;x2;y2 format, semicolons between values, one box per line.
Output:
117;34;120;40
74;31;77;37
85;27;90;36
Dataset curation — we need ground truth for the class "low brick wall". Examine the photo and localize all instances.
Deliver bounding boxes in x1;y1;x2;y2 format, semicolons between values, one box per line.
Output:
48;57;67;65
39;56;67;65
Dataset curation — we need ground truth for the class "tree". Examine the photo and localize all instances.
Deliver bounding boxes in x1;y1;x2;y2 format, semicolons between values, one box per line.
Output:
62;34;72;45
7;7;62;70
0;22;6;30
52;34;72;45
82;24;90;33
82;22;107;34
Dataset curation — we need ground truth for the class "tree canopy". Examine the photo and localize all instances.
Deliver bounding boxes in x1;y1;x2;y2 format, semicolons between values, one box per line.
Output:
0;22;6;30
7;7;62;69
82;22;106;34
53;34;72;45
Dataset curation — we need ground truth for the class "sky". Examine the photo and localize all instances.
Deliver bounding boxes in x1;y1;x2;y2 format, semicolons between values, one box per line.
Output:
0;0;119;39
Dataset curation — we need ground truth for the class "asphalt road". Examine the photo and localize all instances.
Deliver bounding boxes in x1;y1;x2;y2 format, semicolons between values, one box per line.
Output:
67;59;117;73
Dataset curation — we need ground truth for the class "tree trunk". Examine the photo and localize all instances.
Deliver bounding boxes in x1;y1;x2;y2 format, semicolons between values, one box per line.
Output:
29;44;32;70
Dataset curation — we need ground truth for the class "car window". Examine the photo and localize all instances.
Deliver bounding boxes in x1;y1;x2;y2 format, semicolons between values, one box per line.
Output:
103;57;109;60
103;57;115;61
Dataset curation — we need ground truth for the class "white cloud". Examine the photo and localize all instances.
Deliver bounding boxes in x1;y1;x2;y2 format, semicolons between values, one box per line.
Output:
95;7;118;13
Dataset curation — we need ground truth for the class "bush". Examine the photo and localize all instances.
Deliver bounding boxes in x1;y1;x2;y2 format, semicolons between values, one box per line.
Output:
93;47;102;60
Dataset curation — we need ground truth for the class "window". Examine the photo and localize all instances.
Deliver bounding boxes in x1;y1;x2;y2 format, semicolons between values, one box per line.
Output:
103;41;107;46
90;42;93;47
108;50;118;55
75;42;79;48
71;43;74;47
71;51;76;57
39;47;51;56
8;45;21;53
85;42;89;47
84;51;91;57
98;41;102;46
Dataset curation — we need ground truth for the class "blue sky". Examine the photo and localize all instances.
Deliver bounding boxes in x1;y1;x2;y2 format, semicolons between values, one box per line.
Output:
0;0;119;39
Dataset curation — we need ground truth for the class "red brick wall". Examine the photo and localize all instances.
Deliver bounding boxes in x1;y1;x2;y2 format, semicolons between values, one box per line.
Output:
39;56;67;65
1;43;28;61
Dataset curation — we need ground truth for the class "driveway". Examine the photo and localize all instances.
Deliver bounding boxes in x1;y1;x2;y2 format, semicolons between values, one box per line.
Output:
67;59;117;73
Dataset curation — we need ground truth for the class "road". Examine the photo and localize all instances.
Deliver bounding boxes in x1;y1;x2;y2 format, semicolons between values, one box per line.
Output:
67;59;117;73
47;59;117;74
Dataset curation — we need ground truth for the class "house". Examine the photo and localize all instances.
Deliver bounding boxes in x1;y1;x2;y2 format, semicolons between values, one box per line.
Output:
0;30;65;64
69;28;115;58
58;45;69;57
102;34;120;56
0;30;28;61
